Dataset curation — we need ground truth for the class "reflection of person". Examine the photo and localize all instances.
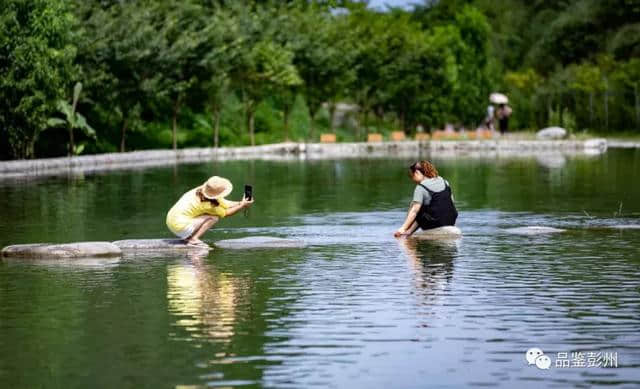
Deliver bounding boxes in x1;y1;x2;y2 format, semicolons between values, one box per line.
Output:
496;104;512;135
394;161;458;238
398;238;457;289
167;253;243;342
166;176;254;247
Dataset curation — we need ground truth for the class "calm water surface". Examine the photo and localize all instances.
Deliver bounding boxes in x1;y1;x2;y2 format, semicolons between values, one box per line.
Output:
1;149;639;388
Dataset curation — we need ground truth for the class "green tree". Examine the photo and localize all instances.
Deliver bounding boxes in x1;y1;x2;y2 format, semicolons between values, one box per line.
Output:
74;0;165;152
288;5;356;139
46;82;95;155
228;5;301;146
0;0;75;159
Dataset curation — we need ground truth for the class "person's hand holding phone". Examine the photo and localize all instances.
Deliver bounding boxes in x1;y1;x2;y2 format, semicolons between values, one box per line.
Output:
242;184;254;209
241;195;254;208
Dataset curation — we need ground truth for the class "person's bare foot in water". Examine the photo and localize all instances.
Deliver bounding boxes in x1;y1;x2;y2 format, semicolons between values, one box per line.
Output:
185;238;209;248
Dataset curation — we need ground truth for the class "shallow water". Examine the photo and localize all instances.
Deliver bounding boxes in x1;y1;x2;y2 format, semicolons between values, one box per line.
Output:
1;149;640;388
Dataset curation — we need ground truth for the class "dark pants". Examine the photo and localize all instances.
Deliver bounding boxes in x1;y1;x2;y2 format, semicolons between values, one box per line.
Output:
499;117;509;134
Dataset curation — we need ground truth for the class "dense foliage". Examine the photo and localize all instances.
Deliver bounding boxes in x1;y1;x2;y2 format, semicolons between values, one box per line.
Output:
1;0;638;159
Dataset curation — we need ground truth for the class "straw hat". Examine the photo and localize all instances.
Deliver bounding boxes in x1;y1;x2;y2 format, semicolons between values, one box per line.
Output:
200;176;233;199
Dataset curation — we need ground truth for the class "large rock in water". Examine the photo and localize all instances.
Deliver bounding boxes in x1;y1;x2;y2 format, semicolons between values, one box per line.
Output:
537;127;567;139
608;224;640;230
1;242;121;259
215;236;306;249
112;239;212;252
413;226;462;240
504;226;566;235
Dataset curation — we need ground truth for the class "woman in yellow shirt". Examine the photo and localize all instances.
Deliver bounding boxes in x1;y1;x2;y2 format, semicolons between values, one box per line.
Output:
166;176;253;247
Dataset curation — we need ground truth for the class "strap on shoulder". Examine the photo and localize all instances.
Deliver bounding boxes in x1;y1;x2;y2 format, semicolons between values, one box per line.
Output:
419;181;450;195
418;183;435;195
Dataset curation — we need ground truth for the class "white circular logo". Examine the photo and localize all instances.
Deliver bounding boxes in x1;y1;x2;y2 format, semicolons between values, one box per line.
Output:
526;347;544;365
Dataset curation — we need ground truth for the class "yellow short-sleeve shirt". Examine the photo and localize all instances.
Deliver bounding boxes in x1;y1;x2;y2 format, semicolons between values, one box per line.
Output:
166;188;230;233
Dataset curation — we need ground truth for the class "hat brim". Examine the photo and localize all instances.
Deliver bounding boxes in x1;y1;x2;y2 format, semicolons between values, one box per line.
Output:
200;184;233;200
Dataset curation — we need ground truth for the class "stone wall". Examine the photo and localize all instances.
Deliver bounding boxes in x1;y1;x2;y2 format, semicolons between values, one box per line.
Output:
0;139;608;179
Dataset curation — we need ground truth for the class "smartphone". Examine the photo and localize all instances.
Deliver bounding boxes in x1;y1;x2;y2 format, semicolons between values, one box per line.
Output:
244;184;253;201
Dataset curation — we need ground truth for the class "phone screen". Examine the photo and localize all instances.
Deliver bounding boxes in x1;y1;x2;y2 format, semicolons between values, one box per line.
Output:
244;185;253;201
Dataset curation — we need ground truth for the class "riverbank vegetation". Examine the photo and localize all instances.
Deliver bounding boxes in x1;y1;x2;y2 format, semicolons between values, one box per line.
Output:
1;0;638;159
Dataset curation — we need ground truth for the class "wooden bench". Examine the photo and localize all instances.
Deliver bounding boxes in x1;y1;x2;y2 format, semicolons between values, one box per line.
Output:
390;131;406;141
320;133;336;143
367;133;383;142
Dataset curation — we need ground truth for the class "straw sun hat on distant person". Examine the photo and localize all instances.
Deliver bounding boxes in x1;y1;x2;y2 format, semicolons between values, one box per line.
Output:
201;176;233;199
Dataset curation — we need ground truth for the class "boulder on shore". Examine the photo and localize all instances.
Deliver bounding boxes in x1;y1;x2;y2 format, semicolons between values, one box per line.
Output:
537;127;567;139
413;226;462;240
112;239;212;251
215;236;306;249
1;242;122;259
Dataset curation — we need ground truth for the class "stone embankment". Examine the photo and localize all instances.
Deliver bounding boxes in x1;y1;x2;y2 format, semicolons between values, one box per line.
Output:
0;138;608;179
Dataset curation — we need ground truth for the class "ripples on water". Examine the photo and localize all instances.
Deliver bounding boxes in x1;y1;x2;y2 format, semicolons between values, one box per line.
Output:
152;210;640;388
1;153;640;388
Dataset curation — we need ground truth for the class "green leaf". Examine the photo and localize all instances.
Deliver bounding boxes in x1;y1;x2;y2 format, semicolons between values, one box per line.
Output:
46;118;66;128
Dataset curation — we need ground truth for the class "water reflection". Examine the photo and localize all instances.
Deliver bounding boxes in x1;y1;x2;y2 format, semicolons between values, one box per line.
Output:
167;250;247;343
398;238;458;303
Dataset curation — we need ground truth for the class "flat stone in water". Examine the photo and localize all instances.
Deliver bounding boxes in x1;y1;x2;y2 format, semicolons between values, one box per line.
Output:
413;226;462;240
504;226;566;235
112;239;212;251
608;224;640;230
215;236;305;249
1;241;122;259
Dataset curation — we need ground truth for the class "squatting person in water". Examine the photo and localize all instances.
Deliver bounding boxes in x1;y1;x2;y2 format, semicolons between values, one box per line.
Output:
394;161;458;237
166;176;254;247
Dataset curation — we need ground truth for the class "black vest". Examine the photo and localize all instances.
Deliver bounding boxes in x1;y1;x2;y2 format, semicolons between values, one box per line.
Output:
415;182;458;229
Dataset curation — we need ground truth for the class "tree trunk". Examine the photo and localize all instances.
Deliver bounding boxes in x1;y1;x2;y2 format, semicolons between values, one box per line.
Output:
559;104;563;127
634;83;639;130
589;92;593;129
120;118;128;153
363;107;369;136
27;137;36;159
248;110;255;146
68;125;75;156
374;106;382;133
283;104;291;141
172;97;181;150
212;108;220;148
328;102;336;132
308;105;316;142
604;78;609;132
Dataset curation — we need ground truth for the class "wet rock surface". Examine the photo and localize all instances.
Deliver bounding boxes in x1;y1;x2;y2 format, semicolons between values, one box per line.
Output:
112;239;212;251
537;127;567;139
413;226;462;239
607;224;640;230
215;236;306;249
1;242;122;259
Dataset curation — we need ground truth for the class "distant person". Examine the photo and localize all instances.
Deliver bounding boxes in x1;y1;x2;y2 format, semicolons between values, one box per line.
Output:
496;103;512;135
394;161;458;238
485;104;495;131
166;176;253;247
